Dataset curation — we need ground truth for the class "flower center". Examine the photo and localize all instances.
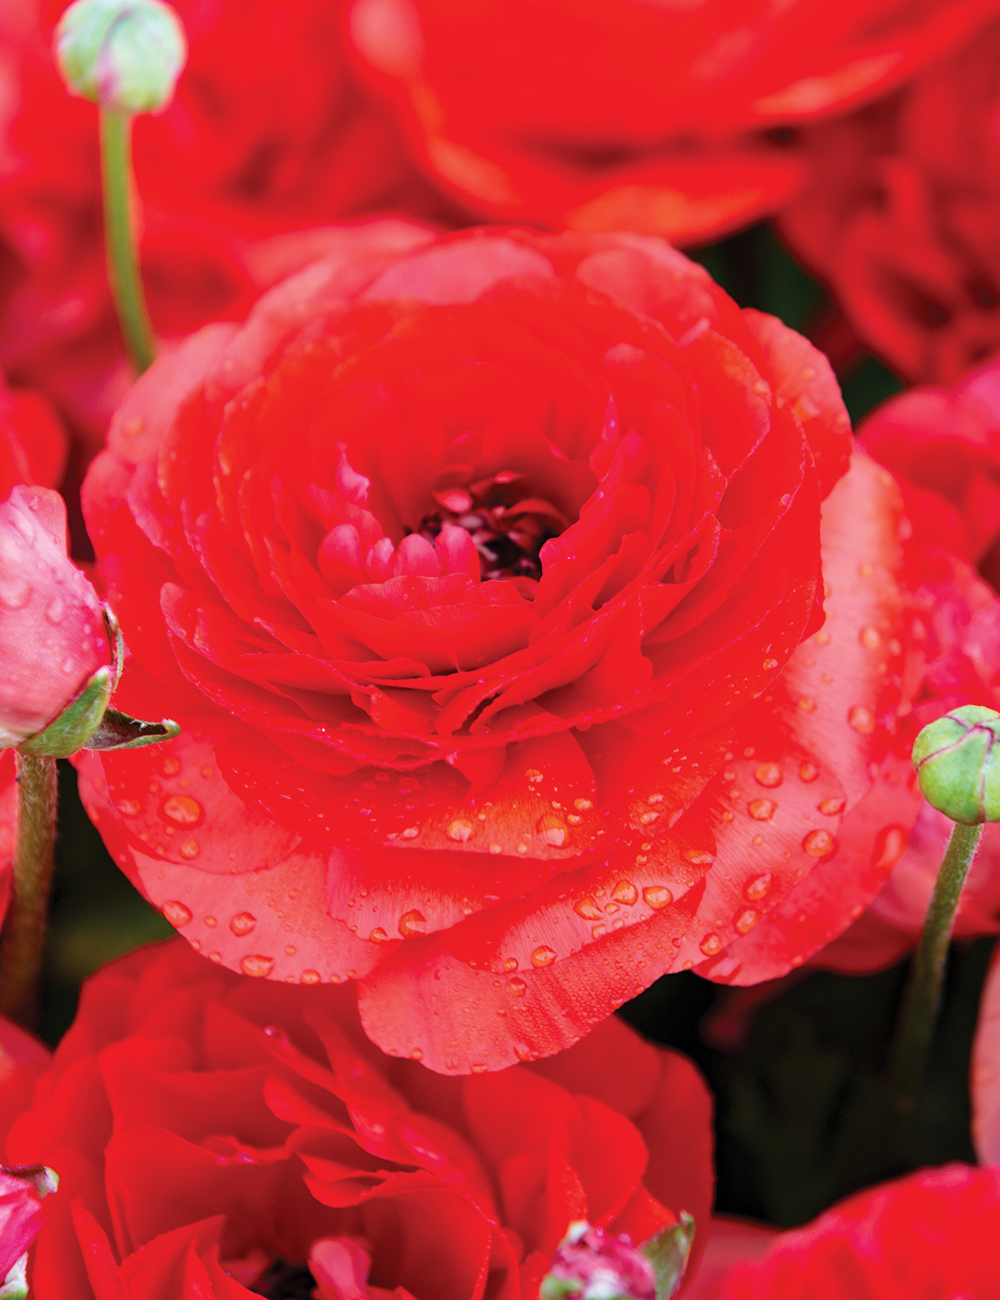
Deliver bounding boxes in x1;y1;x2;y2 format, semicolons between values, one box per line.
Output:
249;1260;316;1299
413;471;568;588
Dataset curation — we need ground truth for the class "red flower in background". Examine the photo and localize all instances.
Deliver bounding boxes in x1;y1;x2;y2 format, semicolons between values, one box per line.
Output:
6;937;714;1299
344;0;1000;247
0;0;440;450
780;16;1000;385
77;223;933;1072
814;357;1000;974
705;1165;1000;1300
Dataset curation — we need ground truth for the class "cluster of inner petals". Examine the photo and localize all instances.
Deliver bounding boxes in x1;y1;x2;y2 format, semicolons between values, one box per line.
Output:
312;443;567;600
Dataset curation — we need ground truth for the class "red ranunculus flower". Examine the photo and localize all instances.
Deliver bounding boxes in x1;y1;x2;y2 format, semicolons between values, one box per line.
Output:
0;374;66;500
0;0;441;448
344;0;1000;247
703;1165;1000;1300
809;357;1000;974
78;223;932;1072
6;937;714;1299
779;16;1000;385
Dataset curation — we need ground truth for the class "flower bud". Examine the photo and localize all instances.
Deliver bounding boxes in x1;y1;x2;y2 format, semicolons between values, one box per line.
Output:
540;1223;658;1300
0;486;112;755
55;0;187;115
0;1165;57;1293
912;705;1000;824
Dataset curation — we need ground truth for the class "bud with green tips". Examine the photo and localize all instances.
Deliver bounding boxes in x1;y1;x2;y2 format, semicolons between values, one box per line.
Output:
912;705;1000;824
55;0;187;115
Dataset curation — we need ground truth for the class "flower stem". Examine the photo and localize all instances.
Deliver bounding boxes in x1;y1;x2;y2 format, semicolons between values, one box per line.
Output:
99;107;155;373
890;820;982;1113
0;755;58;1029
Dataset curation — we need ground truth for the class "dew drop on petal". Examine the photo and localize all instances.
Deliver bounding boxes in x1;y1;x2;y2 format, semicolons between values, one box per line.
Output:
754;762;782;788
179;839;199;859
410;1048;423;1061
762;658;778;671
509;977;527;996
162;756;181;776
240;954;275;978
400;827;420;839
799;762;819;783
117;799;141;816
398;909;427;937
162;900;192;927
611;879;638;906
745;873;772;901
643;885;673;909
573;797;593;811
45;596;65;624
818;797;846;815
535;813;568;847
369;927;389;942
860;626;881;649
734;908;760;935
748;798;777;821
230;912;256;936
447;819;475;843
848;705;875;734
700;932;723;956
531;945;556;968
160;795;203;826
574;897;602;921
525;769;544;784
0;580;30;610
503;956;518;972
798;696;817;712
803;829;836;857
874;825;908;870
683;848;714;865
301;970;320;984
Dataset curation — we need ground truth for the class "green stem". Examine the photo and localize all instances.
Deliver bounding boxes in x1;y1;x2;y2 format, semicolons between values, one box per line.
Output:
0;755;58;1029
99;108;155;373
890;820;982;1113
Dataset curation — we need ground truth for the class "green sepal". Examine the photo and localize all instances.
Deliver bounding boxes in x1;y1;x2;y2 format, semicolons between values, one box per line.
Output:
642;1212;695;1300
16;666;113;758
82;708;180;750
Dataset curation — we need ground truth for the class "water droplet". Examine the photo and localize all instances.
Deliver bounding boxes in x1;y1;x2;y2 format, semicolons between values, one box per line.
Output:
752;834;764;846
161;756;181;776
488;843;502;854
240;954;275;978
762;657;778;671
802;829;836;857
60;656;74;674
818;797;846;815
400;826;420;839
531;945;556;968
745;873;772;901
611;879;638;906
859;626;881;649
284;945;296;956
638;809;659;825
874;825;908;871
179;839;199;859
509;977;527;996
573;797;593;811
734;908;760;935
470;1063;487;1074
0;580;29;611
44;596;65;624
410;1048;424;1061
503;957;518;972
748;798;777;821
848;705;875;734
643;885;673;909
447;819;475;843
798;696;817;712
535;813;568;847
301;970;320;984
799;762;819;782
683;848;714;865
162;900;192;927
204;916;216;928
525;769;544;784
369;927;389;942
574;897;602;921
398;909;427;937
117;798;141;817
700;932;723;956
160;795;203;826
721;809;735;822
754;762;782;788
230;912;256;936
591;923;606;938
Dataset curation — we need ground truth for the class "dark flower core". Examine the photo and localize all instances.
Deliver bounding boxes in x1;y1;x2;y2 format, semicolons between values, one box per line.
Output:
413;469;568;592
249;1260;316;1299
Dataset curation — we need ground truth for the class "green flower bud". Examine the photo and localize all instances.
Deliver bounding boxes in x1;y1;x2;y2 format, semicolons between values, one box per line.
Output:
912;705;1000;824
55;0;187;115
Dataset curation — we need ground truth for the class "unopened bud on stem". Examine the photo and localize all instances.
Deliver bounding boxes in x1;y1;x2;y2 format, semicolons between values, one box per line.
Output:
55;0;187;115
912;705;1000;824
